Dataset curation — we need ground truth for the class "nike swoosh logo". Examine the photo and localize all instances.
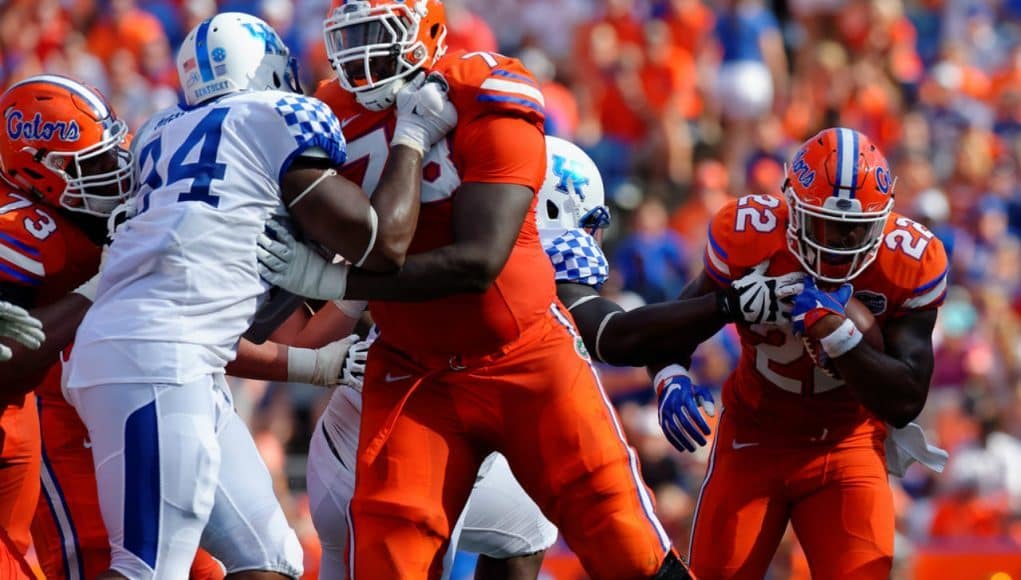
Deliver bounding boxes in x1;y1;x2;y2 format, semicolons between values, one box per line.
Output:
83;439;93;449
731;438;759;450
341;113;362;129
385;373;412;383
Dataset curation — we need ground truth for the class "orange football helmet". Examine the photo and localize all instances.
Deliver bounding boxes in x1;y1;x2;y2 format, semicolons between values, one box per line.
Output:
323;0;448;110
784;127;895;283
0;74;132;217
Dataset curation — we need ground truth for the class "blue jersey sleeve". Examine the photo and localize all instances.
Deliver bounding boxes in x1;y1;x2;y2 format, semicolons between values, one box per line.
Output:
272;94;347;179
541;228;609;289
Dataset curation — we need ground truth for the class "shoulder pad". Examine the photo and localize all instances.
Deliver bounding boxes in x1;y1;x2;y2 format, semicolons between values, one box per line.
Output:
704;195;789;284
434;50;545;127
876;214;949;312
0;190;70;287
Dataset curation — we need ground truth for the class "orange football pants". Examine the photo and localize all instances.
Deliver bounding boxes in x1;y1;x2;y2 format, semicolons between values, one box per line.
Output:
349;306;672;579
32;395;225;580
0;392;40;555
688;408;894;580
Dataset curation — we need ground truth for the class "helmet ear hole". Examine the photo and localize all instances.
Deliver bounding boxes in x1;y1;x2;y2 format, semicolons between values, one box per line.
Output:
430;23;440;38
546;199;560;221
273;72;282;88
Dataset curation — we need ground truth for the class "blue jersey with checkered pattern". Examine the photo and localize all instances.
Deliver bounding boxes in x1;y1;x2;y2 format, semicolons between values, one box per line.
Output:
539;228;609;289
72;90;349;386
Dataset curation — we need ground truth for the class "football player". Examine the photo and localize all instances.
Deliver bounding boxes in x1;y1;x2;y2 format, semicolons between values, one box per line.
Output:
654;128;948;579
0;73;130;569
258;2;692;576
0;75;231;580
63;12;454;579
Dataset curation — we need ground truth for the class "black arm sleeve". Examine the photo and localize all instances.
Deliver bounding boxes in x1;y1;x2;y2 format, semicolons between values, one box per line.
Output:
558;282;626;363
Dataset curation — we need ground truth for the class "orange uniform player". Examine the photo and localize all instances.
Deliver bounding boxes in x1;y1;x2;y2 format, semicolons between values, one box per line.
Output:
0;75;111;569
664;128;947;579
0;75;223;580
277;1;686;577
315;54;555;358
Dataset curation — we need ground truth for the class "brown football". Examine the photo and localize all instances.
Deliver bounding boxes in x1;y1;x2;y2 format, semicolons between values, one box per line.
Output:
804;297;884;378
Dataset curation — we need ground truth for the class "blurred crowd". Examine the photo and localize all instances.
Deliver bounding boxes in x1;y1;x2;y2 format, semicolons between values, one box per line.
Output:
5;0;1021;577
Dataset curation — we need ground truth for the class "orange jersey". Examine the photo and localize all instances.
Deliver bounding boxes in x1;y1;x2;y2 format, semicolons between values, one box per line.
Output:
702;195;948;440
0;186;100;402
315;50;554;358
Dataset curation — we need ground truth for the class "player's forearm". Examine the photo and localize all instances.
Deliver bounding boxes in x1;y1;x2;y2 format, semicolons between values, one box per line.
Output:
370;145;423;267
832;344;928;428
645;272;723;379
0;294;90;388
344;243;497;301
228;339;290;382
600;293;728;367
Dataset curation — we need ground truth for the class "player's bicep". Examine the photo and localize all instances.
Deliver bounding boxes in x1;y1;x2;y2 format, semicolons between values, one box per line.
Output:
282;161;387;271
451;181;534;282
882;308;937;380
561;287;626;364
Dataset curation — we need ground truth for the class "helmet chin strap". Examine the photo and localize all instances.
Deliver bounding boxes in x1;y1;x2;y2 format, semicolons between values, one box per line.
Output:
355;78;407;111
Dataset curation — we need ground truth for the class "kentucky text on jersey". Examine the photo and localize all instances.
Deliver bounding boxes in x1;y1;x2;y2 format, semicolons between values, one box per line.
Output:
5;111;80;142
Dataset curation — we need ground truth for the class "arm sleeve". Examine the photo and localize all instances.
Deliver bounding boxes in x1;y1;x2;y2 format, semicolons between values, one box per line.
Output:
453;115;546;190
249;94;348;181
899;236;949;313
542;229;610;288
703;197;783;286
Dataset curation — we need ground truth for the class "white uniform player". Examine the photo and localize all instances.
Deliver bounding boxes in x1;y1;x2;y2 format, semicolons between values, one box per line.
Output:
298;136;618;579
64;12;454;579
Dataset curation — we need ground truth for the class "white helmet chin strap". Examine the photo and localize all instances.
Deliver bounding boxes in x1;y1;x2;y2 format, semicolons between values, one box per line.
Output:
354;78;406;111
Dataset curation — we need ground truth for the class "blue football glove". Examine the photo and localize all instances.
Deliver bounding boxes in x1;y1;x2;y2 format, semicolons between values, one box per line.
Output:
791;278;853;337
655;365;716;453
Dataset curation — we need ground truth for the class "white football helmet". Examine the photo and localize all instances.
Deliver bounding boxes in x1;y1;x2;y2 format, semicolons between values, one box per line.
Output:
177;12;301;106
536;137;610;233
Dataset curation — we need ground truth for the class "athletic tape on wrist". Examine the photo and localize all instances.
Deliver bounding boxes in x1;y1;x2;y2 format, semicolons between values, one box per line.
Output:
287;346;317;383
819;318;863;358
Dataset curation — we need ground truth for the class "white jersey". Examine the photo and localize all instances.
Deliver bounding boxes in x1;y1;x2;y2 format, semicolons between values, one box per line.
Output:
68;90;346;387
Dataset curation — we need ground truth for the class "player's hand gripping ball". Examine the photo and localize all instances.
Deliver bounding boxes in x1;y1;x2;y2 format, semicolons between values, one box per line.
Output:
803;296;884;379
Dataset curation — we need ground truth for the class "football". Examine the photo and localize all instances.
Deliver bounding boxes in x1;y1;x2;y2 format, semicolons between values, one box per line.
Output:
803;297;884;379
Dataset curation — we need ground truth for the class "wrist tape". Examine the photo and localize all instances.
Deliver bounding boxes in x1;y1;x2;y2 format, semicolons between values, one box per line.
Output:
819;318;863;358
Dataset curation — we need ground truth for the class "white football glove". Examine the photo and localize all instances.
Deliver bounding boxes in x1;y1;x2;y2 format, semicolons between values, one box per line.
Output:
287;334;361;387
340;336;373;392
726;261;805;325
0;300;45;361
257;220;349;300
391;73;458;155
